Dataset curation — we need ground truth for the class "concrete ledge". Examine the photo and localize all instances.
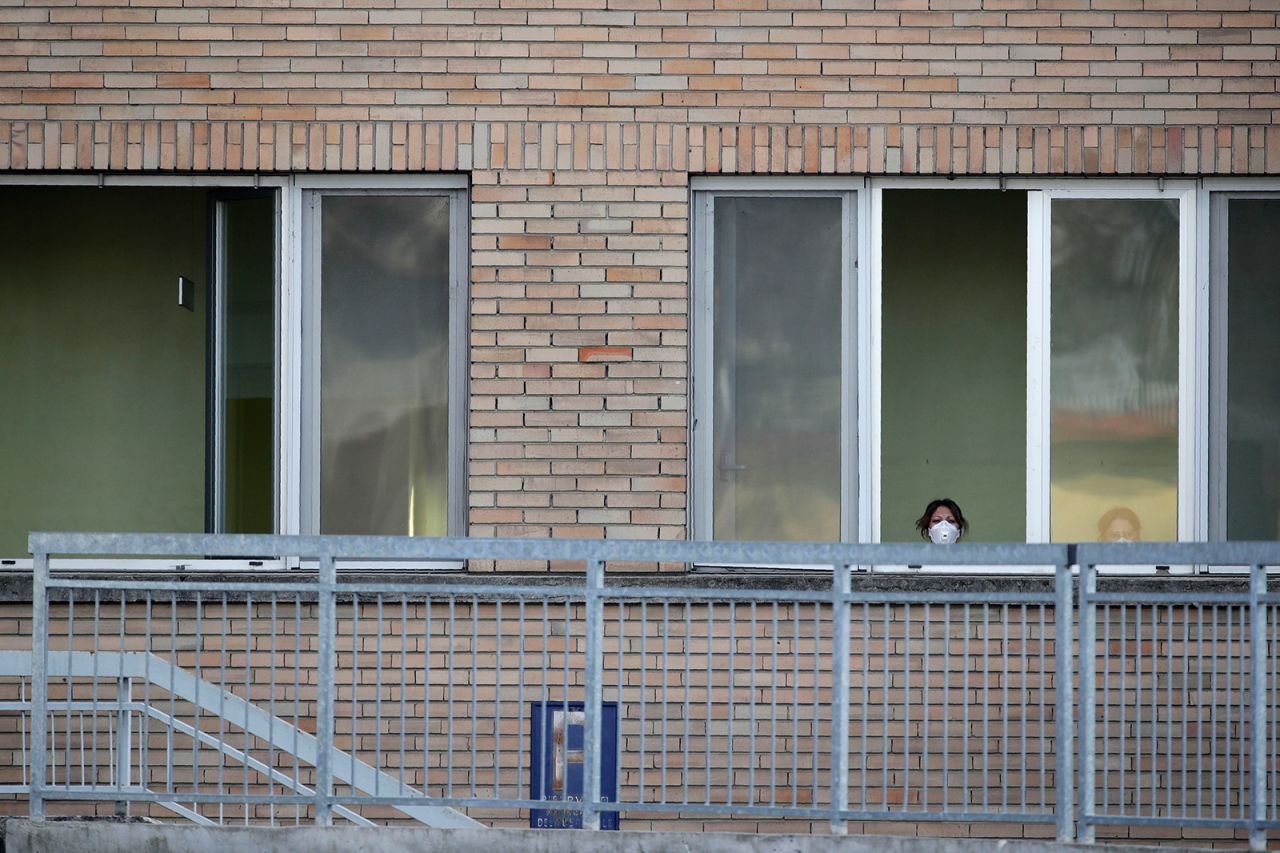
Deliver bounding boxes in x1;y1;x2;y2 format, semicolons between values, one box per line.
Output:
0;820;1220;853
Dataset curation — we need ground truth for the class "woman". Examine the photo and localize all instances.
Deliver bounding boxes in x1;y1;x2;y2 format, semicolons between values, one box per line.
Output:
1096;506;1141;542
916;498;967;545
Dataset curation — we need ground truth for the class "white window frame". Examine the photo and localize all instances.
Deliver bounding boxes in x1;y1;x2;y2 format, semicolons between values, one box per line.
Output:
292;175;470;542
689;177;868;557
1204;180;1280;543
1021;180;1200;544
0;173;469;571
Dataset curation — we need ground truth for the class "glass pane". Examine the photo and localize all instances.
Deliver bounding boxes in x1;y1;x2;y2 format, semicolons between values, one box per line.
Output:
1225;198;1280;539
320;195;451;536
1050;198;1179;542
0;187;209;554
712;196;842;542
881;190;1026;542
221;196;276;534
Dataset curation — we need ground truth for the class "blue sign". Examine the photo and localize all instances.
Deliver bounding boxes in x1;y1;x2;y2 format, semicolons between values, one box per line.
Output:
529;701;618;829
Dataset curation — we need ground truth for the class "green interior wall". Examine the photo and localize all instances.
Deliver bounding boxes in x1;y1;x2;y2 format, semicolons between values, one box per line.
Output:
0;187;209;555
880;190;1027;542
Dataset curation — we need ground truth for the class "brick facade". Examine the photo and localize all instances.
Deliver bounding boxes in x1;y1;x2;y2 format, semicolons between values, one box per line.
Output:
4;2;1280;541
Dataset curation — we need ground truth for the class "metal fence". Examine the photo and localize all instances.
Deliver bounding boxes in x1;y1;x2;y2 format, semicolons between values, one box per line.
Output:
13;533;1280;849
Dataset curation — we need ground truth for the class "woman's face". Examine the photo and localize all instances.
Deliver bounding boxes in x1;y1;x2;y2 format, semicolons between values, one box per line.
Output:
929;505;957;528
1102;516;1139;543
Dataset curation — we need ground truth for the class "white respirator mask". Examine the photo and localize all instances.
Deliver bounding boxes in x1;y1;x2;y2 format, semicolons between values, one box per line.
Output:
928;520;960;545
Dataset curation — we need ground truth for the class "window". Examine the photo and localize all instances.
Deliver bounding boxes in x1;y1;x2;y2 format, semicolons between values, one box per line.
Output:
0;176;468;561
301;189;467;537
692;187;858;544
1210;192;1280;541
693;179;1207;550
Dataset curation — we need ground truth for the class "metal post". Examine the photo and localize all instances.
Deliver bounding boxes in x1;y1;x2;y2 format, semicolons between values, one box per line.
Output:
1248;563;1267;853
1076;561;1097;844
829;564;851;836
582;559;604;831
314;552;336;826
115;677;132;817
29;548;49;821
1055;557;1075;843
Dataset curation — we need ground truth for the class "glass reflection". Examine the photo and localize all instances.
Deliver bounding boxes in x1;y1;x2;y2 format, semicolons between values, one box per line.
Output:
1050;198;1179;542
712;196;842;542
320;195;450;536
1225;198;1280;539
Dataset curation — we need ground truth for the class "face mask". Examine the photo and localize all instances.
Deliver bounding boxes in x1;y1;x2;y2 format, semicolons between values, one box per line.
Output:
928;520;960;545
1112;535;1132;543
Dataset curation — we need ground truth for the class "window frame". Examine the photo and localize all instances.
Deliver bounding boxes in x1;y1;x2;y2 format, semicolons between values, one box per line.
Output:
0;173;469;569
292;176;470;540
689;177;867;552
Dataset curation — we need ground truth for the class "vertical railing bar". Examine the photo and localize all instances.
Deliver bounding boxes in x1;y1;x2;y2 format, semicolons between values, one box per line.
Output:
537;599;548;807
904;601;911;814
425;597;434;801
829;564;851;836
92;590;101;792
447;596;456;800
861;601;869;812
1233;601;1244;819
218;592;228;823
561;595;570;814
811;601;820;810
79;703;86;788
20;676;28;787
1055;557;1075;844
472;594;480;800
705;601;713;806
194;591;205;807
168;593;177;797
1272;596;1278;827
1250;563;1267;852
1212;604;1221;818
351;592;360;796
1213;601;1223;814
375;595;384;799
517;596;526;803
117;589;130;809
684;601;693;807
492;598;501;801
982;602;989;813
314;552;337;826
1181;598;1188;823
1038;603;1046;816
881;603;889;814
29;547;49;820
1019;601;1027;813
789;601;799;809
1102;602;1111;815
66;592;75;793
1166;602;1173;817
269;595;278;824
1197;603;1205;820
292;593;301;825
923;602;930;815
748;600;756;809
582;558;605;831
963;602;970;812
1001;601;1009;814
1150;604;1158;818
725;600;733;807
663;599;672;806
116;590;129;814
769;601;778;807
243;593;254;821
1119;603;1127;819
399;595;407;803
640;599;648;803
943;602;950;815
1134;601;1143;820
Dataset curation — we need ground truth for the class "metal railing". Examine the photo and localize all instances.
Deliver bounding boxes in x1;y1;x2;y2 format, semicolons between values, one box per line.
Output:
13;533;1280;849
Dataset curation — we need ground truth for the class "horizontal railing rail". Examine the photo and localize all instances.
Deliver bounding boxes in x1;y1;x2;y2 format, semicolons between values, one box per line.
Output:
15;534;1279;849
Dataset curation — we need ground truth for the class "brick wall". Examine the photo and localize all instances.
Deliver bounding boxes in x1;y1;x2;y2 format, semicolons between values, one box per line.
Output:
4;3;1280;540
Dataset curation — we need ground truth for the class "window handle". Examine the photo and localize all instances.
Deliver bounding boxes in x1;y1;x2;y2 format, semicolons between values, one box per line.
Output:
718;452;747;482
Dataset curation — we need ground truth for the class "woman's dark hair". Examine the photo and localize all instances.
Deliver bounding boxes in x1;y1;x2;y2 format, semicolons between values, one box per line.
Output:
915;498;968;541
